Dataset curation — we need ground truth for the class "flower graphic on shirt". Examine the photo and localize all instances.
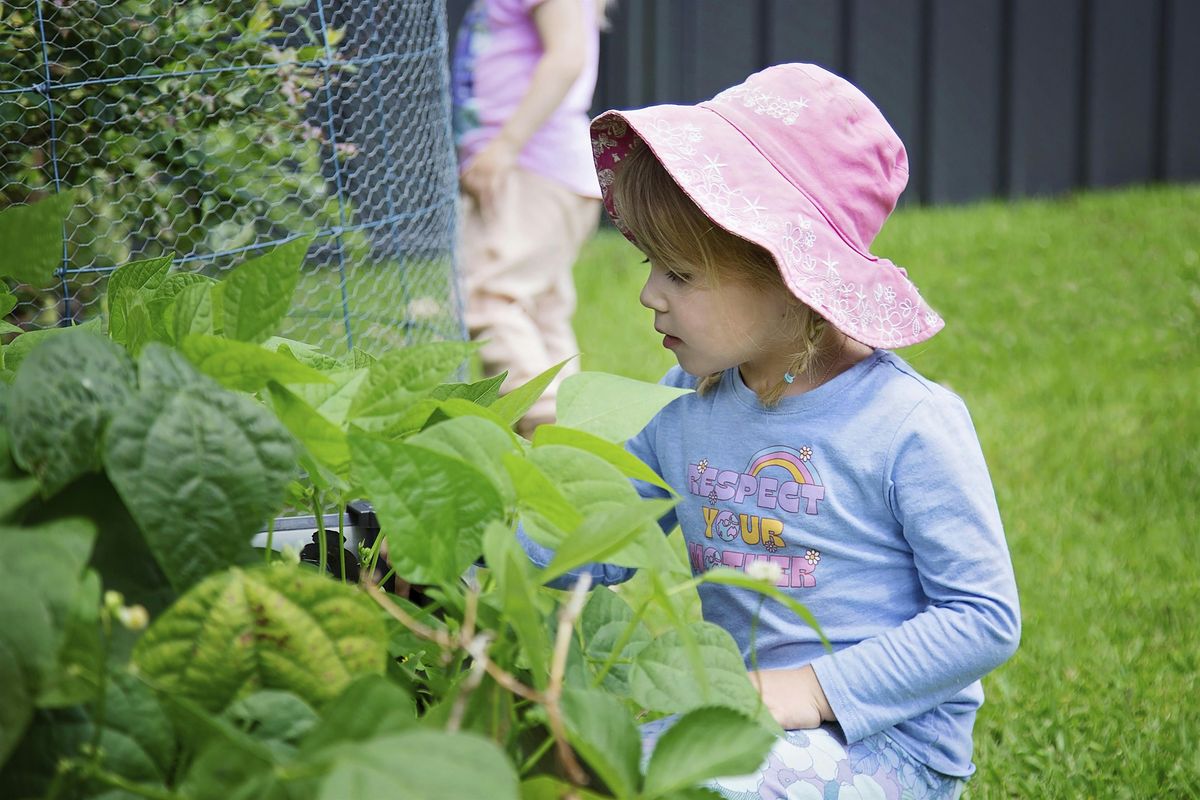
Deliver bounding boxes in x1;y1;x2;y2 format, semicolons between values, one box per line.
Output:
764;540;780;553
708;489;718;505
799;446;813;462
805;549;821;566
696;458;709;474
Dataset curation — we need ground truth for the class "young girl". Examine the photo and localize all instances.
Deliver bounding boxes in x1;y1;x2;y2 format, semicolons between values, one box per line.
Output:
451;0;610;435
523;63;1021;798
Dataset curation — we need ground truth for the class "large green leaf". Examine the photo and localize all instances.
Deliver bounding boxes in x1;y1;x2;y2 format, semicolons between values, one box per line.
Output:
408;415;518;506
540;498;677;584
0;191;74;287
7;331;136;495
95;671;178;784
267;381;350;480
580;587;653;696
0;518;96;765
103;345;296;590
488;358;572;427
314;729;519;800
35;569;102;709
349;433;503;585
299;675;415;754
133;565;387;713
347;341;475;433
556;372;692;442
147;271;214;343
524;445;680;574
0;318;101;373
642;707;776;798
288;367;367;427
222;236;312;343
533;424;673;492
181;333;331;392
629;622;764;718
560;686;642;800
504;452;583;535
264;336;345;371
223;690;319;748
170;280;219;343
106;255;172;349
0;474;40;520
430;372;506;405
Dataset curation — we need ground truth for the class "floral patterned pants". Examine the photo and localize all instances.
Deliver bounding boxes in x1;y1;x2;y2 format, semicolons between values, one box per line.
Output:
640;718;965;800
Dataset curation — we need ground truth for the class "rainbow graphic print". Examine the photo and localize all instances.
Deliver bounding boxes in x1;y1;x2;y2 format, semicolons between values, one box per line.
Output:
686;445;827;589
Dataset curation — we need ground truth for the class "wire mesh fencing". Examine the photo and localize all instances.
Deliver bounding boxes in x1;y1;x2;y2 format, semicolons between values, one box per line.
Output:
1;0;463;358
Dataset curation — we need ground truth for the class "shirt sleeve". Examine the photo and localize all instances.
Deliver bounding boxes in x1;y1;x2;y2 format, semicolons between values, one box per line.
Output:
810;390;1021;742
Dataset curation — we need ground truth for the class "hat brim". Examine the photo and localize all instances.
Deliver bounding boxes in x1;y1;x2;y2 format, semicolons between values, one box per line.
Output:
591;105;943;349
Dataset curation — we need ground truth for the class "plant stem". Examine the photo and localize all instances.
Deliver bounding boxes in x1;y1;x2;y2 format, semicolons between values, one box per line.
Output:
519;735;556;776
546;573;591;787
82;762;182;800
86;611;115;774
365;581;540;702
309;491;327;576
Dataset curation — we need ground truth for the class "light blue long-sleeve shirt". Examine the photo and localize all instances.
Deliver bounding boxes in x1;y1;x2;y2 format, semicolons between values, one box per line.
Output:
521;350;1020;777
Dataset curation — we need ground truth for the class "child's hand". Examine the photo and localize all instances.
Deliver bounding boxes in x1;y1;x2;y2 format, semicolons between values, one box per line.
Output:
461;137;518;223
749;665;836;730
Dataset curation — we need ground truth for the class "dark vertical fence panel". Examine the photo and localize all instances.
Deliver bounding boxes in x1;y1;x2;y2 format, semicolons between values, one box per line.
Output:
1084;0;1160;187
647;0;688;105
1008;0;1082;197
450;0;1194;206
847;0;925;205
927;0;1004;204
1164;0;1200;180
686;1;763;103
766;0;843;73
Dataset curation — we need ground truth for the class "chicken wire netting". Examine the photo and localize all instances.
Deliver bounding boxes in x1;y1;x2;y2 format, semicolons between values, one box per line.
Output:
1;0;464;357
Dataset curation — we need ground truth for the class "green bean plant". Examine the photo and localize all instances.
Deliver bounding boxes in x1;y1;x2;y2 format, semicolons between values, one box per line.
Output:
0;196;819;800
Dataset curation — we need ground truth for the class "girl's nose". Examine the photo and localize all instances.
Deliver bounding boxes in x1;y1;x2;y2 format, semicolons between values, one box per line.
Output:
639;271;668;312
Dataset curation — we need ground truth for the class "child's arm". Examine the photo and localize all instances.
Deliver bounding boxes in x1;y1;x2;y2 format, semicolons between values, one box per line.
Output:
805;392;1021;740
460;0;588;218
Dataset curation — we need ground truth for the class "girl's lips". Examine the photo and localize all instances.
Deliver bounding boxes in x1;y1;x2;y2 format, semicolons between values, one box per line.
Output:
662;334;682;349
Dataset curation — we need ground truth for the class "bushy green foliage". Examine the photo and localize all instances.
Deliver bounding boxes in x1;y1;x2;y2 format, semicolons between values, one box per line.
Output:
0;197;792;799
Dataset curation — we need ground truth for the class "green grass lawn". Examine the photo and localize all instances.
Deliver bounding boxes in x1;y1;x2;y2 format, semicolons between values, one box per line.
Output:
572;184;1200;798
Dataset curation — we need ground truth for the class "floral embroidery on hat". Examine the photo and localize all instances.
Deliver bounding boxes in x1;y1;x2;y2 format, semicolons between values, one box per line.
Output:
713;84;810;125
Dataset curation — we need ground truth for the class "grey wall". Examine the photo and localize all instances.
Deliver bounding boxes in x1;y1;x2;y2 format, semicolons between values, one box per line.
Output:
446;0;1200;206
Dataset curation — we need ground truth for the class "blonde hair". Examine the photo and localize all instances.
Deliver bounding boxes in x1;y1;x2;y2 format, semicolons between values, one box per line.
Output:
610;141;830;407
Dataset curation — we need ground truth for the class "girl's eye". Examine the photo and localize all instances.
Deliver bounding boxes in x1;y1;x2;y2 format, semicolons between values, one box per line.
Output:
643;257;691;285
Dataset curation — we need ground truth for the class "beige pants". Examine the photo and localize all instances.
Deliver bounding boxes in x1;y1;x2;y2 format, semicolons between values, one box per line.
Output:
460;168;600;433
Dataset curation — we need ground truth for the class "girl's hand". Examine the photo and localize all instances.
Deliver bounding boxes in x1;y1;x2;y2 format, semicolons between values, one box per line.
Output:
749;666;837;730
460;136;518;223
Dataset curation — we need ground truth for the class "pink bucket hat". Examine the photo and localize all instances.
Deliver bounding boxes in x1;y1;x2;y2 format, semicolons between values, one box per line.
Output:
590;63;943;348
